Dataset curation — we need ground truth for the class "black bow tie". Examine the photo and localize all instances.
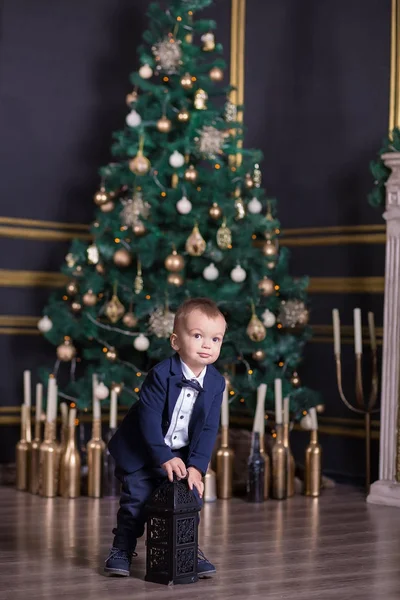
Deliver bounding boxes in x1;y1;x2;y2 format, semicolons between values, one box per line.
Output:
178;377;204;394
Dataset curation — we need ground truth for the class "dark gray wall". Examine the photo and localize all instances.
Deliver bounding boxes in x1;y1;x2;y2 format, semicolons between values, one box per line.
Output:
0;0;390;482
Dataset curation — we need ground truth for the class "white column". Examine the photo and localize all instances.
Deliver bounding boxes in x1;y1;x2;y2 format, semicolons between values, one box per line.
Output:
368;152;400;507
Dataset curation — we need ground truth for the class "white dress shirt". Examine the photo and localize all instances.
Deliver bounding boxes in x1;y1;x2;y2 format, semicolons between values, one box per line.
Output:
164;359;207;450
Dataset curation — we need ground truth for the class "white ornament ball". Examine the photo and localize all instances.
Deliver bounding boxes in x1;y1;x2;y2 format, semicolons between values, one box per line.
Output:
37;316;53;333
261;309;276;328
95;382;109;400
176;196;192;214
203;263;219;281
248;196;263;214
134;333;150;351
169;150;185;168
230;264;247;283
300;413;314;430
126;109;142;127
139;64;153;79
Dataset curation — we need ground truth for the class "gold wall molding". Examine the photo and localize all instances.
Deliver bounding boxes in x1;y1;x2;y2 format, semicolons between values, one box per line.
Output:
390;0;400;131
0;216;88;231
282;233;385;248
0;270;384;293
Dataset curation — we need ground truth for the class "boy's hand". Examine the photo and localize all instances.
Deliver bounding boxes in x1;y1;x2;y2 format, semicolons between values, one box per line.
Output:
187;466;204;498
161;457;187;482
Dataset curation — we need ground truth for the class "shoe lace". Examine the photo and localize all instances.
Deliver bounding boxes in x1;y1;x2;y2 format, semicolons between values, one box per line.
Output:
107;547;137;561
197;548;207;562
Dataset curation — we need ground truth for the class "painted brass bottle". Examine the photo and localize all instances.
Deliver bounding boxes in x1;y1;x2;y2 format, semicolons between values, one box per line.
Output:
283;423;295;497
39;421;59;497
103;427;119;497
16;405;32;491
247;432;265;503
57;403;69;496
271;424;288;500
204;464;217;502
304;429;322;497
216;426;234;499
87;417;105;498
59;408;81;498
29;412;42;494
259;433;271;499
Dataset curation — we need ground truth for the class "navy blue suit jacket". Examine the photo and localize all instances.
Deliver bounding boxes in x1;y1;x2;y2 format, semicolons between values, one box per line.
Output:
108;353;225;476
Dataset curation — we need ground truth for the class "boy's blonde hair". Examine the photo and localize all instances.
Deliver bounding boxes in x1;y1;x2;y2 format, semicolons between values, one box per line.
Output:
173;297;226;333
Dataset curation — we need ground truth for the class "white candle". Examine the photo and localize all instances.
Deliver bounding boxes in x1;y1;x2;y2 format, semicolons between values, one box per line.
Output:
283;397;290;425
253;384;267;433
92;373;101;420
69;407;77;428
332;309;341;355
60;402;68;428
274;378;283;425
309;407;318;430
23;370;31;407
53;383;59;422
221;382;229;427
368;311;377;351
110;390;118;429
46;377;56;422
353;308;362;354
35;383;43;423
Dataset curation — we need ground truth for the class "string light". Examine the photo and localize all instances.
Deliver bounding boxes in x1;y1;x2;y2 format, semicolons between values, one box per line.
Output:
252;234;256;240
102;347;108;353
177;16;182;21
278;361;284;367
145;294;151;300
215;164;220;169
274;284;280;290
277;323;283;329
229;390;235;396
134;387;140;393
240;398;245;403
62;295;68;301
163;76;169;82
136;372;141;377
248;369;253;375
161;191;167;197
114;238;120;243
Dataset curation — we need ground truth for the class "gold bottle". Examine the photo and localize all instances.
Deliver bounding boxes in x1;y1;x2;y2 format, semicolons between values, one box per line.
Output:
304;429;322;497
29;412;42;494
271;424;288;500
283;423;295;497
59;408;81;498
87;417;105;498
39;421;59;497
259;433;271;499
216;426;234;499
204;464;217;502
16;405;32;491
58;403;69;496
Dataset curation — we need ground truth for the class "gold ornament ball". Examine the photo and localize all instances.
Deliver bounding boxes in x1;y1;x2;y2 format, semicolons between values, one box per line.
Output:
56;339;77;362
94;186;109;206
180;72;193;89
167;273;184;287
133;221;146;236
66;281;78;295
184;165;198;182
316;404;325;414
112;382;124;395
164;250;185;272
258;277;275;296
106;348;118;362
209;66;224;82
177;109;190;122
290;371;301;387
100;200;115;213
82;290;97;306
252;349;266;361
96;263;105;274
262;240;278;258
129;154;151;176
113;248;132;267
157;116;172;133
126;90;138;106
209;202;222;220
122;312;138;328
71;301;82;313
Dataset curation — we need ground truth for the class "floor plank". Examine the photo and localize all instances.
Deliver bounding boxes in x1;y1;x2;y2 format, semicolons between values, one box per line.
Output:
0;485;399;600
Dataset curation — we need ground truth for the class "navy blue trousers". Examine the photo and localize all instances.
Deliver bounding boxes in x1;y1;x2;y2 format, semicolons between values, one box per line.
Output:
112;448;202;552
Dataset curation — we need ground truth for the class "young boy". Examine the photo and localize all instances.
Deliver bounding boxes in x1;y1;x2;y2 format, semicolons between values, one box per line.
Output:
105;297;227;578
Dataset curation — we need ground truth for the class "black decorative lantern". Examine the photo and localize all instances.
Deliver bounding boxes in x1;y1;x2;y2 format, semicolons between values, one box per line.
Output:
145;477;201;585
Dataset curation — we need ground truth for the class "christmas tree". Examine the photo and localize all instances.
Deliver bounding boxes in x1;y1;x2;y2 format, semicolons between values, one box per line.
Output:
38;0;318;417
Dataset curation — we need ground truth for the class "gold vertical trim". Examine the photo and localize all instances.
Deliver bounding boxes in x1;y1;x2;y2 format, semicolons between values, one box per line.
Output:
390;0;400;131
230;0;246;167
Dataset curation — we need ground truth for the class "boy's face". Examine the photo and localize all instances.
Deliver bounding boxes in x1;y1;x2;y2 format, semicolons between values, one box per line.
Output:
170;309;226;375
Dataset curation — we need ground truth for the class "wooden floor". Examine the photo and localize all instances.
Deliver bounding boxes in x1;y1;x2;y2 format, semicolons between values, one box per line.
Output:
1;485;400;600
